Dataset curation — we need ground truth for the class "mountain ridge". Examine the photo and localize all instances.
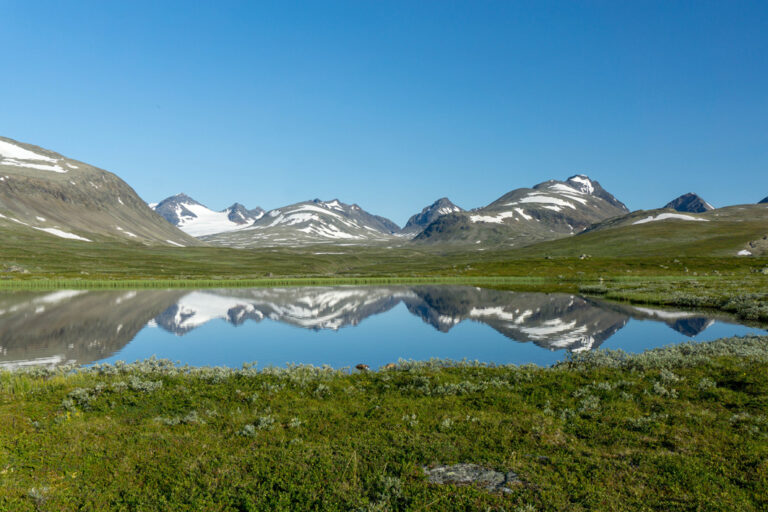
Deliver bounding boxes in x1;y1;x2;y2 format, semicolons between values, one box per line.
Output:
202;198;403;247
0;136;198;246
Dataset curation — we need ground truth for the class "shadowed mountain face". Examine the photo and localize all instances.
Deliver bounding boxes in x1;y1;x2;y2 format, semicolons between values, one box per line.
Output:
0;286;743;368
664;193;714;213
402;198;463;236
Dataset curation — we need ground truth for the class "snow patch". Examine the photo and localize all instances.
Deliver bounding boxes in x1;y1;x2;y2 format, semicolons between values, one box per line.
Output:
34;227;91;241
567;175;595;194
633;213;709;225
470;211;516;224
737;250;752;256
116;226;138;238
0;140;57;162
509;194;576;209
1;159;67;173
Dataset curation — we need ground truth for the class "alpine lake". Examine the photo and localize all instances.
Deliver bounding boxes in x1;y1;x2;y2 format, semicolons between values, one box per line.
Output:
1;285;765;370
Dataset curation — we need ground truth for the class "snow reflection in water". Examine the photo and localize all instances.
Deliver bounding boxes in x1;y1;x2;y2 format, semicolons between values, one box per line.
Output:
0;286;765;369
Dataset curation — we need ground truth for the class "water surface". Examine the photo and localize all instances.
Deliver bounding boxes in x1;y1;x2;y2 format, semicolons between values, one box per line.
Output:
0;286;764;369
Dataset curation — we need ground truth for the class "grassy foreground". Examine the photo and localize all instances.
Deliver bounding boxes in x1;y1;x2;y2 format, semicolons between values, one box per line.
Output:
2;337;767;511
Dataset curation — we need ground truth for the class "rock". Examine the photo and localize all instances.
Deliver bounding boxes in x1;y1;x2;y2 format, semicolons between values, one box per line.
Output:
355;364;370;371
423;463;519;493
3;265;29;274
382;363;397;371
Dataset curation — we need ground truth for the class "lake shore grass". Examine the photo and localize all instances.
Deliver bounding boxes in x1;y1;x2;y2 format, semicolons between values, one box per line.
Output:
0;275;551;290
1;336;767;511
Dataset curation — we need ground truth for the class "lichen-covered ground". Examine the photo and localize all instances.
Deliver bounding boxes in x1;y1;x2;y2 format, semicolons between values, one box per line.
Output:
1;336;767;511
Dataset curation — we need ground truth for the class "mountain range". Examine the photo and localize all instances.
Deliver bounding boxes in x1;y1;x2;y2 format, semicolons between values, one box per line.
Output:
1;135;766;256
152;193;265;237
413;175;629;246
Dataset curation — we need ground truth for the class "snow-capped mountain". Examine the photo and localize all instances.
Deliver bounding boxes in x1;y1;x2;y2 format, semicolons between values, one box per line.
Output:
401;198;464;236
152;193;264;237
664;193;714;213
414;175;629;246
202;199;402;247
0;136;197;246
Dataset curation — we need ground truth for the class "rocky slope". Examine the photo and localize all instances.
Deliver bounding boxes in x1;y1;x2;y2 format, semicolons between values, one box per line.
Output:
152;193;264;237
0;136;197;246
664;193;714;213
414;175;629;247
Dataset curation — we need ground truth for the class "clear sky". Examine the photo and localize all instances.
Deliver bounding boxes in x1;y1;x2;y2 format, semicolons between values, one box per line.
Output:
1;1;766;226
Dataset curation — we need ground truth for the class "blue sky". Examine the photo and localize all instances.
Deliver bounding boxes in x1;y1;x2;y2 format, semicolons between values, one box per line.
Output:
1;1;766;225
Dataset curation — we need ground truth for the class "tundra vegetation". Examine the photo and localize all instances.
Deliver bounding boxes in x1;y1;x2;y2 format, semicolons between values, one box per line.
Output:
1;336;768;511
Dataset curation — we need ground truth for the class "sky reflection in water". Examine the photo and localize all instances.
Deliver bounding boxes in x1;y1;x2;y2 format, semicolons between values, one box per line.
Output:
0;286;764;369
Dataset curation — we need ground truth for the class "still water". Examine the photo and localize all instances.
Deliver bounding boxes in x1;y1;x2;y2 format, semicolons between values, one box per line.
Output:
0;286;765;369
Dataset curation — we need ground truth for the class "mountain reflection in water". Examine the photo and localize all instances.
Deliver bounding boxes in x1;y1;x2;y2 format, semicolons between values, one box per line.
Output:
0;286;763;368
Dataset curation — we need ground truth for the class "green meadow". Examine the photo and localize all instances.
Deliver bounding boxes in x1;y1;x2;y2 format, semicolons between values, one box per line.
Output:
1;336;767;511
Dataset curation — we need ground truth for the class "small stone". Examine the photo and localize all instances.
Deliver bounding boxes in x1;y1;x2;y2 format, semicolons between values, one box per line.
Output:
423;463;520;493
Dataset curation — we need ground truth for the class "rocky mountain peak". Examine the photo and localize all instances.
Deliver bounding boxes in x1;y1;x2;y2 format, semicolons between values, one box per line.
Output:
402;197;464;235
664;193;714;213
226;203;265;224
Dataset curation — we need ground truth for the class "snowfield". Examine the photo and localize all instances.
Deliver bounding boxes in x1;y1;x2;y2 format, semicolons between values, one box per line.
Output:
165;202;257;237
0;140;68;173
34;227;91;242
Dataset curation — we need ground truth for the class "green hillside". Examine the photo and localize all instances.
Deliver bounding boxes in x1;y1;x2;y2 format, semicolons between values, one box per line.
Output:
511;204;768;259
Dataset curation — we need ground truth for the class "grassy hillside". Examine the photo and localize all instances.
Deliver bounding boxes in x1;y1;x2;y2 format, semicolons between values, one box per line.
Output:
1;221;766;282
512;204;768;259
